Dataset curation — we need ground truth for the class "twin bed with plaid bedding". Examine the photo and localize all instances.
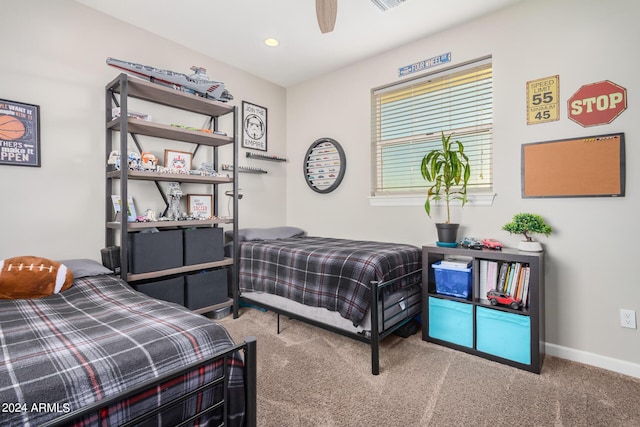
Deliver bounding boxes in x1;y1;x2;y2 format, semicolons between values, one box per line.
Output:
0;274;247;427
238;235;422;327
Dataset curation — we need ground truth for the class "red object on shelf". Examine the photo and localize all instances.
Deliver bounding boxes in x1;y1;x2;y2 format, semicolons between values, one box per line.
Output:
482;238;503;250
487;290;522;310
568;80;627;127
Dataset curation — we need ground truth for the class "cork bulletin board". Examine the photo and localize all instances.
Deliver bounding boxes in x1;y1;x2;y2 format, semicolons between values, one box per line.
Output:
522;133;625;198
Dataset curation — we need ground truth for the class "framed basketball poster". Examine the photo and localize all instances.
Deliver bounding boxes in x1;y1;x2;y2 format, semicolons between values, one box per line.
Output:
0;98;41;167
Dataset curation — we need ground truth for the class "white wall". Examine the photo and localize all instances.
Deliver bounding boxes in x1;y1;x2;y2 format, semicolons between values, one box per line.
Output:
286;0;640;374
0;0;287;260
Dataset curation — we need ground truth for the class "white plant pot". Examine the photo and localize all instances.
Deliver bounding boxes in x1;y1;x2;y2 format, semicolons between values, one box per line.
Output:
518;240;543;252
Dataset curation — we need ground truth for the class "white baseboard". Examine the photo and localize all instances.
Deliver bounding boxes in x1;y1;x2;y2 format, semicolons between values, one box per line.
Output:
545;343;640;379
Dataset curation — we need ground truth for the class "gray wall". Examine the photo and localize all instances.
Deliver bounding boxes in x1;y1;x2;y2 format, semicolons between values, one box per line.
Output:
285;0;640;376
0;0;287;260
0;0;637;377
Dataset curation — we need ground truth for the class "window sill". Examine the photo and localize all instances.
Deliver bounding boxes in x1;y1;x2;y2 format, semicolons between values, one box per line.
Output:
368;193;496;207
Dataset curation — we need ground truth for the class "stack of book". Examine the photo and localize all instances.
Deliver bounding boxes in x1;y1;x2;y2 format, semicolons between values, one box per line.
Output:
439;256;472;270
479;260;531;308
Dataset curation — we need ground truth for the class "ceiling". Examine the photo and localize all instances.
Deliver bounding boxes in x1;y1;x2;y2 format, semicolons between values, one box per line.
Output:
75;0;524;87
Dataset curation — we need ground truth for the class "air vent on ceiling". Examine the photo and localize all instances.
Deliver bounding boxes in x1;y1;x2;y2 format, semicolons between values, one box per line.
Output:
371;0;407;12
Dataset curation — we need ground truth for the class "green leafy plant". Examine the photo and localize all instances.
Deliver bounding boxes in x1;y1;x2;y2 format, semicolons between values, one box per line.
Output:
420;132;471;223
502;213;552;242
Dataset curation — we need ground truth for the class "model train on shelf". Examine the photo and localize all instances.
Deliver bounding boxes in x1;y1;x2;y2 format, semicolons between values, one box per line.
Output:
106;57;234;102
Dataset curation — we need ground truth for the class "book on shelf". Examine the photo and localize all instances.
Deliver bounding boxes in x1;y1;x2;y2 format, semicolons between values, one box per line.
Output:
479;260;488;301
478;260;532;309
440;256;472;269
514;267;523;300
521;266;531;307
478;260;498;301
508;262;522;296
496;263;509;292
505;263;514;294
111;195;137;222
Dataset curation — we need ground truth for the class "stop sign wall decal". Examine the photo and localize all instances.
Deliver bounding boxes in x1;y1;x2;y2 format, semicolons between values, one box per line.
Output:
568;80;627;127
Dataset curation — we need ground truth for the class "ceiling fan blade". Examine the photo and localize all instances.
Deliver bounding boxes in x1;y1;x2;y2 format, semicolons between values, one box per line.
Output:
316;0;337;33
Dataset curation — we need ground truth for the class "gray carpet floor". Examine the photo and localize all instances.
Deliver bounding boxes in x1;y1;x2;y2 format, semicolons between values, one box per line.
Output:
218;308;640;427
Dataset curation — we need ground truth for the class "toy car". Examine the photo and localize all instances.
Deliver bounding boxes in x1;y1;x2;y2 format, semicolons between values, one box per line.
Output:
487;290;522;310
482;238;503;250
459;237;483;250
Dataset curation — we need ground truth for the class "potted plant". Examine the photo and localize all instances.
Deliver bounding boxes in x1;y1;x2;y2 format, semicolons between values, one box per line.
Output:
420;132;471;244
501;213;552;252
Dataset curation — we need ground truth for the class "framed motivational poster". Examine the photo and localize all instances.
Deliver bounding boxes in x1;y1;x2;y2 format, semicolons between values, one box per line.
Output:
188;194;213;219
0;98;41;167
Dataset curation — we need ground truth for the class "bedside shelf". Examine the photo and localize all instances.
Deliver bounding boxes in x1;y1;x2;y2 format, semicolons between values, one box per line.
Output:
422;245;545;373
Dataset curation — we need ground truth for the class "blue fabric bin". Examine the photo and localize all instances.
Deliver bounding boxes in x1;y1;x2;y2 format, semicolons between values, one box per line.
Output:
428;297;473;348
432;261;472;299
476;306;531;364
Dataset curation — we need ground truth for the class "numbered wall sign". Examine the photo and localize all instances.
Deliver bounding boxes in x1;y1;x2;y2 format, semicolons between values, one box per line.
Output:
526;75;560;125
304;138;346;193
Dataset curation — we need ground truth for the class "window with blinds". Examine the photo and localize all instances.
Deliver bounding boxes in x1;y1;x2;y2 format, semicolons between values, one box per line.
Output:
371;57;493;197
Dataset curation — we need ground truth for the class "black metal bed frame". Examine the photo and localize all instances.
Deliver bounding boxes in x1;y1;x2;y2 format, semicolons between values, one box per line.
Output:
239;269;422;375
42;337;257;427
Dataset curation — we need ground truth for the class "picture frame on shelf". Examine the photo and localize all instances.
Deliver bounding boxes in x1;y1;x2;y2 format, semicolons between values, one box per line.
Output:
188;194;213;219
242;101;267;151
164;149;192;171
0;98;41;167
111;195;137;222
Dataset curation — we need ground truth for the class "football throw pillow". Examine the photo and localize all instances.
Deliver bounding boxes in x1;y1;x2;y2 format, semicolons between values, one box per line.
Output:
0;256;74;299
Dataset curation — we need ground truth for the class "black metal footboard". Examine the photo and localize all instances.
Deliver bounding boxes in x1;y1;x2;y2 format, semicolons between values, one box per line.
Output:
369;269;422;374
42;337;257;427
240;269;422;376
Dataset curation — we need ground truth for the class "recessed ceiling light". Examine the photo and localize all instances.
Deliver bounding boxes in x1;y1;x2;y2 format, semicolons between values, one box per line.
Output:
264;38;279;47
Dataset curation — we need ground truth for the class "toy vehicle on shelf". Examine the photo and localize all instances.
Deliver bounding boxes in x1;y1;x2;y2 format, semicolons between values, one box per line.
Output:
459;237;483;250
487;290;522;310
135;215;150;223
106;57;233;102
482;238;503;250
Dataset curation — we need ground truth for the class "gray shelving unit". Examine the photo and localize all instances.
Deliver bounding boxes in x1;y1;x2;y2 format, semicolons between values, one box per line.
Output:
105;73;239;315
422;245;545;373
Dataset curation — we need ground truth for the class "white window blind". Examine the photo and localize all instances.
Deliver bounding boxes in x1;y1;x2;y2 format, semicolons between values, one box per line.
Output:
371;57;493;197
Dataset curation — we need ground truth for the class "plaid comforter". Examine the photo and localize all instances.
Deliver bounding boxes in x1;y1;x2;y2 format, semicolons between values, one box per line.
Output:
0;274;245;427
238;236;422;326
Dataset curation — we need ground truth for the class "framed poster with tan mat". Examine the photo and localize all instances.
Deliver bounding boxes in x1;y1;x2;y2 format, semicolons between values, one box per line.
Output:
188;194;213;218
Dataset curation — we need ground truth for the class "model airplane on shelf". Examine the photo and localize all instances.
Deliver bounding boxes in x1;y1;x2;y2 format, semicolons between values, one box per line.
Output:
106;57;234;102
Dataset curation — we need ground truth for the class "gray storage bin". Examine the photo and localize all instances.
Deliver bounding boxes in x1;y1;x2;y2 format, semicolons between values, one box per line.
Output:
183;227;224;265
128;229;183;274
185;269;228;310
132;276;184;305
